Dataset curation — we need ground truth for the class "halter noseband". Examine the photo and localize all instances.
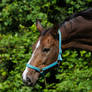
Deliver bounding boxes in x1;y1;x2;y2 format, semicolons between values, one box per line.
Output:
26;29;62;74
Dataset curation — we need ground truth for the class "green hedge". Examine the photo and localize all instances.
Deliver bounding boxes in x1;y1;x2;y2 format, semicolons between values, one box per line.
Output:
0;0;92;92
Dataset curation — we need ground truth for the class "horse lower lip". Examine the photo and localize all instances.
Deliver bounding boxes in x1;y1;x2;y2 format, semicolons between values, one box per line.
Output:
27;82;32;86
23;81;32;86
23;80;34;86
26;82;35;86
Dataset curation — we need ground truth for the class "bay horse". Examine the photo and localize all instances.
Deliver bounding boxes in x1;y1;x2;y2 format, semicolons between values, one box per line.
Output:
22;8;92;86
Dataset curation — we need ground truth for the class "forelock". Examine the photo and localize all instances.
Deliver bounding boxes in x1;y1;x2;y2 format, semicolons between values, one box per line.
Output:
41;27;53;36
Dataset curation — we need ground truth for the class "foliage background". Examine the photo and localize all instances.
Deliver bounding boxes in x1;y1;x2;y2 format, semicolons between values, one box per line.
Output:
0;0;92;92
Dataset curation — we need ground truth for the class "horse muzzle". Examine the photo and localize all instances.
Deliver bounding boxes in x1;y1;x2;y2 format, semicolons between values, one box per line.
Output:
22;70;40;86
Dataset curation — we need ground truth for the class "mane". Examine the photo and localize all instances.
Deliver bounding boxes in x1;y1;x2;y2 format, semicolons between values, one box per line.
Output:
41;28;52;36
41;8;92;36
61;8;92;25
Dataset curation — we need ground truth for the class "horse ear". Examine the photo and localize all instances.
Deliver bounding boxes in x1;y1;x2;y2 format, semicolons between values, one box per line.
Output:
36;19;44;33
52;24;59;35
53;24;59;33
51;24;59;39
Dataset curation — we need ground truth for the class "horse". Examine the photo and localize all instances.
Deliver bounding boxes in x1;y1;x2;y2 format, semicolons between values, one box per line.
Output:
22;8;92;86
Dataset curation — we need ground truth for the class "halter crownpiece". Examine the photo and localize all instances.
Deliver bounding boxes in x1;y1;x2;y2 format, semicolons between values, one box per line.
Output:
26;29;62;74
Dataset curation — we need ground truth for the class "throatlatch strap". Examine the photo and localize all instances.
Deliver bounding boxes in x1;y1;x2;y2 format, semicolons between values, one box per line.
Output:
57;29;62;61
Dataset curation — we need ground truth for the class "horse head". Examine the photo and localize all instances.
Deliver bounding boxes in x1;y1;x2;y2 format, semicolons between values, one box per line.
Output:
22;20;61;86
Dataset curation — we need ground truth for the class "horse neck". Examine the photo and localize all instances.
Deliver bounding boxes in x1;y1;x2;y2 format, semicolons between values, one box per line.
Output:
60;16;92;51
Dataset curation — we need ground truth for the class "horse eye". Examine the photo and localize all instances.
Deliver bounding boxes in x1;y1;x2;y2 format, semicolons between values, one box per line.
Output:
43;48;50;52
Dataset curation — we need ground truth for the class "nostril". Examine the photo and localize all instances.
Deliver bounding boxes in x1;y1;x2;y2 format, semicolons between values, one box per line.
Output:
26;76;33;86
26;76;31;82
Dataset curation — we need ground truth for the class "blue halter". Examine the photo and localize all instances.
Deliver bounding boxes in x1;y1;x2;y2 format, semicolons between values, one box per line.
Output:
26;29;62;74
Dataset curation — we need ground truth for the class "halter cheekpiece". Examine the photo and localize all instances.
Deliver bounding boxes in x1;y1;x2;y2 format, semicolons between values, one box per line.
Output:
26;29;62;74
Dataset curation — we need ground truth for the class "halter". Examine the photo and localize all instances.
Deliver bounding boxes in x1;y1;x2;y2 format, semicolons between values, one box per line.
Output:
26;29;62;74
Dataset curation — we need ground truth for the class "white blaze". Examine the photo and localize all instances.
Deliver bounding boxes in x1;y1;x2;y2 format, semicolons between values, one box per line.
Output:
22;40;40;80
